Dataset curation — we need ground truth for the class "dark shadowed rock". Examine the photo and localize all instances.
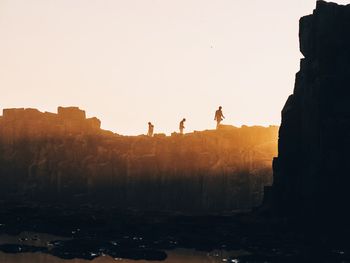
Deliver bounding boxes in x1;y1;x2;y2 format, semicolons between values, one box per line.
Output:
0;244;47;254
271;1;350;220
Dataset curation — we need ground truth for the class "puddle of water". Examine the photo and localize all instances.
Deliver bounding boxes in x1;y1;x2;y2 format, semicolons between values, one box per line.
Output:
0;249;247;263
0;233;249;262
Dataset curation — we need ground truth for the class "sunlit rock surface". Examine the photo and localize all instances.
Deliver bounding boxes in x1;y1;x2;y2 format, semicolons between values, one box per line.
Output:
0;107;278;212
272;1;350;217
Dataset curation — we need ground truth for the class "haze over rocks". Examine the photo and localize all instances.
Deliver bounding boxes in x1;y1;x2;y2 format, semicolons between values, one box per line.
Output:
0;107;278;212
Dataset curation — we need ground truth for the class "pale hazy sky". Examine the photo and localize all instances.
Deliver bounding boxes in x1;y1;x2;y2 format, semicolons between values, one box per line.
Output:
1;0;349;135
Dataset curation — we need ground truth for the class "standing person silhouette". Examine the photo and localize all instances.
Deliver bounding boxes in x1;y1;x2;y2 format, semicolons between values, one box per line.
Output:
179;118;186;134
147;122;154;137
214;106;225;129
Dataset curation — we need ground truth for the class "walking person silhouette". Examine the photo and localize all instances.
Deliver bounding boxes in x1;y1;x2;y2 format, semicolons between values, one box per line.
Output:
147;122;154;137
214;106;225;129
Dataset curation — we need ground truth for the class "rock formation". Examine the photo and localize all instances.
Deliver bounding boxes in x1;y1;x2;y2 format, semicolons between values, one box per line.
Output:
0;107;278;212
272;1;350;218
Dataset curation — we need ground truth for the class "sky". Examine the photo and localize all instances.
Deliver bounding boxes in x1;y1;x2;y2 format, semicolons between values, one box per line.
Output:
1;0;349;135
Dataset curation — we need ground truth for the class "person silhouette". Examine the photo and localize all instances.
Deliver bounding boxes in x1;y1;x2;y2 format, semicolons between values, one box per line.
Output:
179;118;186;134
147;122;154;137
214;106;225;129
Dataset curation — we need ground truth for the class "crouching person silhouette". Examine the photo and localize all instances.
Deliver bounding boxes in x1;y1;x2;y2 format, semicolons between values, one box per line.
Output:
179;118;186;134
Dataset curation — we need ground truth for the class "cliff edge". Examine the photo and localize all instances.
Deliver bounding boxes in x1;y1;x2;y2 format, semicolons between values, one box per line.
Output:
272;1;350;218
0;107;278;212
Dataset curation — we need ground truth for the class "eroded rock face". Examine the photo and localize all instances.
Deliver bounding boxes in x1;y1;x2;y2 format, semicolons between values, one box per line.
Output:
0;107;278;212
272;1;350;217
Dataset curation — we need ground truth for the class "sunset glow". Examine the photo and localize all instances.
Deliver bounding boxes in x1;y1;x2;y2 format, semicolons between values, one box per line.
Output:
1;0;349;135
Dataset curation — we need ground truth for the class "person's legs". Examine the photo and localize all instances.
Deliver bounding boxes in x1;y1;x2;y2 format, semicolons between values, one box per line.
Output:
216;120;221;129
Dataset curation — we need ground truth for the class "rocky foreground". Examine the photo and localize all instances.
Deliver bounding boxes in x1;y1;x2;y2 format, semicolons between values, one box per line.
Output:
0;106;278;212
0;203;349;262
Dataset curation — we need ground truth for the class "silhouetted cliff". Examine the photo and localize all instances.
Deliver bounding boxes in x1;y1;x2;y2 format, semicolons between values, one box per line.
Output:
0;107;277;212
272;1;350;218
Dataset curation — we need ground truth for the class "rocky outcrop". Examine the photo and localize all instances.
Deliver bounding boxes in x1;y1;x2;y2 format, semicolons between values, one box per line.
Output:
0;107;102;141
0;107;278;212
272;1;350;218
